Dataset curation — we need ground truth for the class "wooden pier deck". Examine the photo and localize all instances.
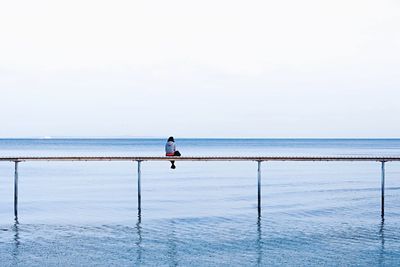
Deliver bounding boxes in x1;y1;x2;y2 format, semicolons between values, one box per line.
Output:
1;156;400;162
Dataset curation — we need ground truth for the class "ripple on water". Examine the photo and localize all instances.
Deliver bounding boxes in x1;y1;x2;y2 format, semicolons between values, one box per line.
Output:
0;214;400;266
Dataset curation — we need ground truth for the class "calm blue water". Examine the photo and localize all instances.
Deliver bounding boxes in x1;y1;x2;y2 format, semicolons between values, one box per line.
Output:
0;139;400;266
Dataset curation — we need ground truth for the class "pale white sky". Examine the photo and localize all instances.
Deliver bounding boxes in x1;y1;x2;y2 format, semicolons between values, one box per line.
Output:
0;0;399;138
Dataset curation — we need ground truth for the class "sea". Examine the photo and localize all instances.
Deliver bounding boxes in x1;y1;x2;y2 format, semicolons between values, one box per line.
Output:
0;138;400;266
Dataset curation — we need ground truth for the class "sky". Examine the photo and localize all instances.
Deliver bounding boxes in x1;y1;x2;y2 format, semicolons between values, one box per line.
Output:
0;0;399;138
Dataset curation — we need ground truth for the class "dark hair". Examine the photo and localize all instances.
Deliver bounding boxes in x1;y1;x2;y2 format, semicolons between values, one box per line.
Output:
168;136;174;142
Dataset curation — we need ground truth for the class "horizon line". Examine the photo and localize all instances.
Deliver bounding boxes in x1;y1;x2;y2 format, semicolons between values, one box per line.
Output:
0;136;399;140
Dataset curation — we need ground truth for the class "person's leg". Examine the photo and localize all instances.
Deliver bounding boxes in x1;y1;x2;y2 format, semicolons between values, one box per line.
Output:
170;151;180;169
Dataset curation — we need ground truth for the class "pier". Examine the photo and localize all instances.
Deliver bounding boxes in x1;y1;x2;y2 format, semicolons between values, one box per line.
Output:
2;156;399;221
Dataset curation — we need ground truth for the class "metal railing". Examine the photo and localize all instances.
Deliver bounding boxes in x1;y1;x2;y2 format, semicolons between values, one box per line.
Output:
2;156;399;221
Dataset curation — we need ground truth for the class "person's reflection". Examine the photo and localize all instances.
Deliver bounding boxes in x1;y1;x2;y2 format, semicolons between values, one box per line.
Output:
167;219;178;267
378;219;385;266
12;219;20;265
135;215;143;265
257;217;262;266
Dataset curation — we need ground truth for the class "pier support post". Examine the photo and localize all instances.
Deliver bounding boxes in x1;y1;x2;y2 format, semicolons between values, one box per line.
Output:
137;161;142;215
381;161;385;219
14;161;19;220
257;161;262;217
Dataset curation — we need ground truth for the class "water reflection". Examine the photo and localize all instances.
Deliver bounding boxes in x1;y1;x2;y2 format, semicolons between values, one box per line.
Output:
167;220;178;267
135;216;143;265
257;217;262;266
378;219;385;266
12;219;20;266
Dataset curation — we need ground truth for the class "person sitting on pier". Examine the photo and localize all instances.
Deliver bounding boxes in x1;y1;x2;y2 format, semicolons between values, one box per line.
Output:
165;136;181;169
